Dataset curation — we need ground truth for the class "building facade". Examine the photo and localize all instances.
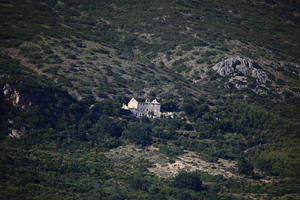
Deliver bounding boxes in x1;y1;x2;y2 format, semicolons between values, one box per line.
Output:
122;98;161;118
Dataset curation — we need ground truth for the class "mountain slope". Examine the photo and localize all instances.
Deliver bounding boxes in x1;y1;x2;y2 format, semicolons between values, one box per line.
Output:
1;0;299;100
0;0;300;199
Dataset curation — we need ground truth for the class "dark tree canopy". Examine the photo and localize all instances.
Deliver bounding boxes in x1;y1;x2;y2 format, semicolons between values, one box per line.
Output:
173;171;203;191
123;122;153;146
237;156;254;176
93;116;123;137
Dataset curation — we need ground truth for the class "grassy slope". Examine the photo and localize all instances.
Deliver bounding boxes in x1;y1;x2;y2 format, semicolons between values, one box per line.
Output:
1;0;299;99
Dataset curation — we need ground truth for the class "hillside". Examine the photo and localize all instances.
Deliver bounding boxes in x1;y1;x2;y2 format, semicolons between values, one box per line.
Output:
0;0;300;199
1;0;299;99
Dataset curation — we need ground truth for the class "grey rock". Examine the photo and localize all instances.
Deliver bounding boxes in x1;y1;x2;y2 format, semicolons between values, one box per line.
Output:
9;129;25;139
251;68;268;84
3;83;22;106
3;83;13;96
212;57;269;84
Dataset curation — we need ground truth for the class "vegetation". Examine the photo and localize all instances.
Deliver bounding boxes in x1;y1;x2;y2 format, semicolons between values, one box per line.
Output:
173;171;204;191
0;0;300;199
1;62;299;198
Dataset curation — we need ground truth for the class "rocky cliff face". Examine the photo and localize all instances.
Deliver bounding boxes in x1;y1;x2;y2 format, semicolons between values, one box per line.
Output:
212;57;270;92
212;57;269;84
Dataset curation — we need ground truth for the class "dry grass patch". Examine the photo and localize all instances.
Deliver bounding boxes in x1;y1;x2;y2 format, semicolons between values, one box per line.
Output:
104;145;240;178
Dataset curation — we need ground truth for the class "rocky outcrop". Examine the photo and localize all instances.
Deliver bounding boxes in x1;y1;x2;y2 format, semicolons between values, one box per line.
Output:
3;83;32;107
3;83;21;106
9;129;25;139
212;57;269;85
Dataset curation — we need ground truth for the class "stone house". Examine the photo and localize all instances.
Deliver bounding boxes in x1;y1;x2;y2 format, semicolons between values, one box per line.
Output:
122;98;177;118
122;98;161;118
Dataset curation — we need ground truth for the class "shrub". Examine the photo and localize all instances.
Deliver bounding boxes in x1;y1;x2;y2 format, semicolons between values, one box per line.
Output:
237;156;254;176
123;122;153;146
173;171;203;191
93;116;122;137
93;99;122;116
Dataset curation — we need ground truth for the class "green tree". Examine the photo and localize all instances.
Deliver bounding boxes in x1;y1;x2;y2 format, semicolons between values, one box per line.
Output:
129;173;150;191
183;99;209;120
237;156;254;176
123;122;152;146
161;101;179;112
93;116;122;137
173;171;203;191
94;99;122;116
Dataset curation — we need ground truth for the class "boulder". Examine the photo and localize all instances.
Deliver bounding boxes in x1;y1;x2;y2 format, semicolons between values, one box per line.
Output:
3;83;21;106
212;57;269;84
9;129;25;139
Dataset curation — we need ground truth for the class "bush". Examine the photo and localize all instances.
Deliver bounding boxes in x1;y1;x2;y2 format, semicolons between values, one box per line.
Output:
173;171;203;191
93;116;122;137
159;144;182;158
123;122;153;146
237;156;254;176
93;99;122;116
183;99;209;120
129;173;150;191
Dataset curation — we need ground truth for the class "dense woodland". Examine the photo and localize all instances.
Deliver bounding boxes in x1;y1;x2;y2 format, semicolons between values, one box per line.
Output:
1;0;300;199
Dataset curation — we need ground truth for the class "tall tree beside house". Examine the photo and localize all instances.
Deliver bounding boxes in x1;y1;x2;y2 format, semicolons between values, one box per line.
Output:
93;116;123;137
